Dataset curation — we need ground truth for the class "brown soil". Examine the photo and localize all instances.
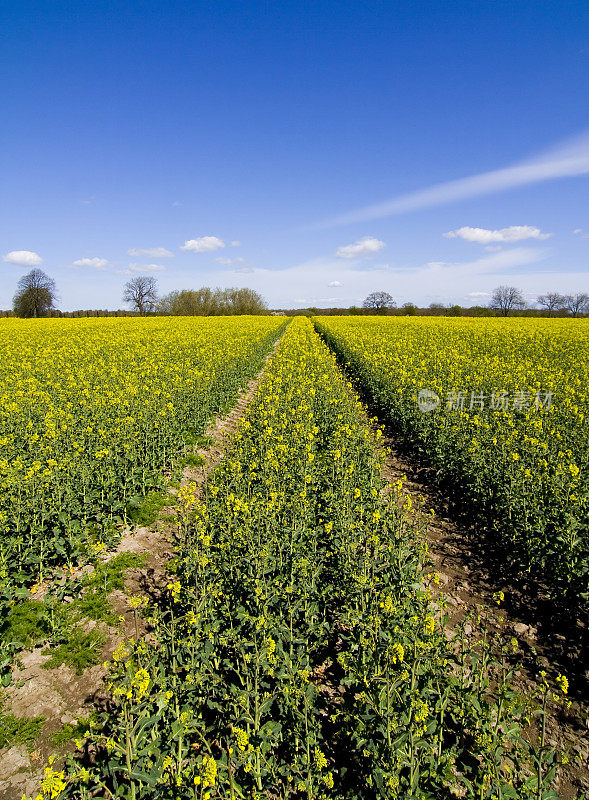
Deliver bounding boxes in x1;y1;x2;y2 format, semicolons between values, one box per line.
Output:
382;433;589;799
0;333;284;800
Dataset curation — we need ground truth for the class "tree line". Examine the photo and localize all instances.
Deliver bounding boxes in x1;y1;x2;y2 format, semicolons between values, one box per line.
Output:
4;270;588;318
358;287;589;317
6;271;268;317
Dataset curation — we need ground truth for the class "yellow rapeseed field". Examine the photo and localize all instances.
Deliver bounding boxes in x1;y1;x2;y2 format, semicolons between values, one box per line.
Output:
53;318;571;799
0;316;283;590
315;316;589;600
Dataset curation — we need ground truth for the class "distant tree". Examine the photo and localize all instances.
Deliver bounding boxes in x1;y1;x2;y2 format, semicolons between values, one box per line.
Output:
123;276;158;314
402;302;418;315
428;302;445;315
490;285;526;316
156;291;177;314
470;305;495;317
158;286;267;316
363;291;395;313
348;305;361;315
158;288;214;315
13;269;57;317
563;292;589;317
537;292;565;316
220;287;267;315
448;304;462;317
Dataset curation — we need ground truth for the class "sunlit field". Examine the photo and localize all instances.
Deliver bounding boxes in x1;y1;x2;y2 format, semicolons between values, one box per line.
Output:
0;316;283;594
1;317;584;799
315;316;589;603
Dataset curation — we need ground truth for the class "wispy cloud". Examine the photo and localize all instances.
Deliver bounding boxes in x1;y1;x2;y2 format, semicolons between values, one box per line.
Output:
573;228;589;238
181;236;225;253
3;250;43;267
444;225;552;244
127;247;174;258
315;128;589;227
335;236;385;259
128;263;166;272
328;280;343;287
215;256;246;265
73;257;109;270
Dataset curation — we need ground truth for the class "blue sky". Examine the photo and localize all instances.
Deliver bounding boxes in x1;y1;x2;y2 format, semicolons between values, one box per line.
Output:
2;0;588;310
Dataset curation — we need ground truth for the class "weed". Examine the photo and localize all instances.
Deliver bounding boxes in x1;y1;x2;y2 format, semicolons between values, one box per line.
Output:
0;710;44;749
183;431;214;447
50;719;90;748
75;591;118;626
181;453;205;468
43;627;107;674
84;552;145;594
126;491;168;525
0;600;51;648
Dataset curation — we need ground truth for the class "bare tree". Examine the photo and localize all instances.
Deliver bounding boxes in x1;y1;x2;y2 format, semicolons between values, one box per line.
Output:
537;292;565;316
13;269;58;317
123;276;158;314
490;285;526;316
363;291;395;312
563;292;589;317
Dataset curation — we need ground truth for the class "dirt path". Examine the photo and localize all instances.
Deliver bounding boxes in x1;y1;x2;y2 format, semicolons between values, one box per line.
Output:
0;330;286;800
383;433;589;798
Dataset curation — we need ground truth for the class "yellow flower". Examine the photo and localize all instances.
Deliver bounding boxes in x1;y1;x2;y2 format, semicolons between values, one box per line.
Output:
167;580;181;599
41;767;66;799
493;590;505;606
556;674;569;695
391;642;404;664
314;748;328;770
232;726;249;751
131;667;150;699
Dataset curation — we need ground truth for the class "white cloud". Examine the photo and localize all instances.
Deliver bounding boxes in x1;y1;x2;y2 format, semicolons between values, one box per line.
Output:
230;240;242;247
215;256;245;265
573;228;589;238
335;236;385;259
444;225;552;244
328;280;343;287
127;247;174;258
232;247;548;308
468;291;491;297
180;236;225;254
3;250;43;267
316;127;589;227
128;263;166;272
102;245;560;311
73;257;108;270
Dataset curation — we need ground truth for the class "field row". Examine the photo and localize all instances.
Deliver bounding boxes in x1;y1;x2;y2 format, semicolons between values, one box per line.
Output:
315;316;589;605
0;317;284;669
55;319;563;799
